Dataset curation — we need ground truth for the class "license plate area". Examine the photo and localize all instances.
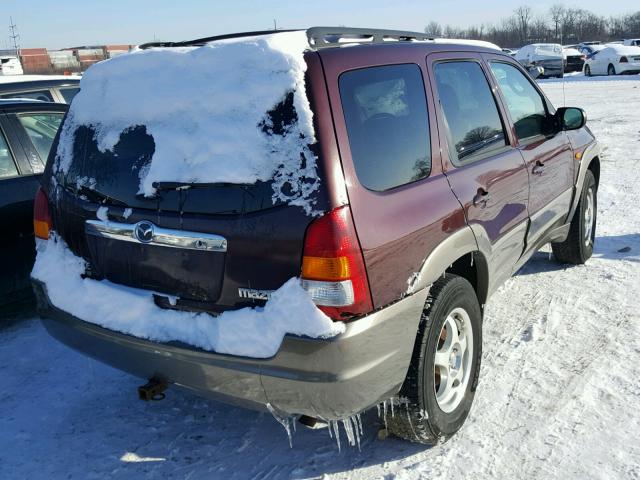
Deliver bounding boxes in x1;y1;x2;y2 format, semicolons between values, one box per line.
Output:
84;220;226;302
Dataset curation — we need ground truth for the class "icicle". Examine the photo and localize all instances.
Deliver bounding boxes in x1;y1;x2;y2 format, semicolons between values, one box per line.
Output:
376;403;381;417
342;418;355;447
356;413;363;436
266;403;294;448
352;416;362;451
382;400;388;429
471;253;474;267
390;398;395;417
331;420;342;452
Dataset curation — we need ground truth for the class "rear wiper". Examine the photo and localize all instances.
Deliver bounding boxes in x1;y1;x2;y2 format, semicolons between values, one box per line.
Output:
76;185;128;207
151;181;254;192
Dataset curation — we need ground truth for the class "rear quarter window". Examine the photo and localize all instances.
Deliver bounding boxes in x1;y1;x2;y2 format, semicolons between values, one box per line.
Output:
0;90;54;102
339;64;431;191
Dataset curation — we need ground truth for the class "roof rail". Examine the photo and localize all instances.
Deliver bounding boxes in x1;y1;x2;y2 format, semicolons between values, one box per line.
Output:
137;26;435;51
139;29;299;50
307;27;434;49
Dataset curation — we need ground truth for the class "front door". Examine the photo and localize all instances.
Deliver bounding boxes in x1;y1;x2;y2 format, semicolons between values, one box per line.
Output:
427;53;530;294
486;59;574;249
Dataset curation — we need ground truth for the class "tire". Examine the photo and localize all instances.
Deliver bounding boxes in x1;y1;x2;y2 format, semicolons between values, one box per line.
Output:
386;274;482;444
552;170;597;264
608;64;616;76
585;65;591;77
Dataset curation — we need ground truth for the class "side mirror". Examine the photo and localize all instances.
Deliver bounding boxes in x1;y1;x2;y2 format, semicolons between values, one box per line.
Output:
528;65;544;79
556;107;586;130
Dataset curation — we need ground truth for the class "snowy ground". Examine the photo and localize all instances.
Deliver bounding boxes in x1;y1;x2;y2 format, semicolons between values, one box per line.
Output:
1;77;639;479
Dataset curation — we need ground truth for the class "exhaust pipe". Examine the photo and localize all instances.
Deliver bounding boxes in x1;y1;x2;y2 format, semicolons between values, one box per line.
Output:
138;377;167;401
298;415;327;429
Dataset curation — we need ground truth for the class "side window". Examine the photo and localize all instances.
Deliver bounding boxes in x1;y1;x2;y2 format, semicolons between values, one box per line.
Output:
434;61;507;165
58;87;80;103
0;130;19;179
16;112;65;171
0;90;54;102
490;62;551;141
339;64;431;191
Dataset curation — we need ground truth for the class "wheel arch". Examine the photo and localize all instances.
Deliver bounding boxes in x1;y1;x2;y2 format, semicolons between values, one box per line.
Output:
407;226;490;309
567;141;601;222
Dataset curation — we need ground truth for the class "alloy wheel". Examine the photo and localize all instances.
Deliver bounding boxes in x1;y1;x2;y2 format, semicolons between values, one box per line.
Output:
434;307;474;413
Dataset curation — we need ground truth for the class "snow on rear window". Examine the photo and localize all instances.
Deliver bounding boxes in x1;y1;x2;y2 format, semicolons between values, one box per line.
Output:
55;31;321;215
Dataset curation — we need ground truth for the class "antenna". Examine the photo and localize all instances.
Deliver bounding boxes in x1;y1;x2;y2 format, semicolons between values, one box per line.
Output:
273;19;277;31
560;27;566;107
9;16;20;55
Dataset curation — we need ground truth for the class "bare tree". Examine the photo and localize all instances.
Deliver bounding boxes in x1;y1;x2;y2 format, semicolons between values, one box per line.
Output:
424;21;443;37
549;5;565;41
420;6;639;47
514;5;533;43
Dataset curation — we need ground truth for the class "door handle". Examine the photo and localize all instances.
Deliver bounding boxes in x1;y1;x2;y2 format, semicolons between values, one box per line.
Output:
473;188;491;207
532;161;545;175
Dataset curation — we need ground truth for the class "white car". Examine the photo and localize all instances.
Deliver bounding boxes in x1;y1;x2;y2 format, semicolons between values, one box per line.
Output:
515;43;564;78
0;56;24;76
623;39;640;47
584;45;640;76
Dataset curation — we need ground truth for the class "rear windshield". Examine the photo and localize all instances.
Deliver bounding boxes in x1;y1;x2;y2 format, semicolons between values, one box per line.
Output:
55;124;298;215
535;45;562;55
54;83;323;215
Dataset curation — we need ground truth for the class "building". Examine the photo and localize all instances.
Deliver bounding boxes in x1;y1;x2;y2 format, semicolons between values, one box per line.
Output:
19;48;50;74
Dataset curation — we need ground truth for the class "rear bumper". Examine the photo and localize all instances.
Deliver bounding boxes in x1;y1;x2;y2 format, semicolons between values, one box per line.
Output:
33;280;427;420
617;65;640;74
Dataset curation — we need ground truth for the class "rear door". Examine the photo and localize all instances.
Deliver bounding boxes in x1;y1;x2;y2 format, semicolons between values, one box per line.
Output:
0;113;41;303
320;46;467;309
486;58;574;249
427;52;529;294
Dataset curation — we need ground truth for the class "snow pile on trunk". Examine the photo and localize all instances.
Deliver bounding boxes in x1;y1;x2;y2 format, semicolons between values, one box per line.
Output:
55;31;320;214
32;237;344;358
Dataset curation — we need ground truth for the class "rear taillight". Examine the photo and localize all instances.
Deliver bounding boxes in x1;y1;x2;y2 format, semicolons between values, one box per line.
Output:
620;56;629;63
34;187;52;240
301;206;373;320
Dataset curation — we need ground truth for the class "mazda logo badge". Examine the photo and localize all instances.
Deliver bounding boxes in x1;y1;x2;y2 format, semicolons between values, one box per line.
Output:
134;221;154;243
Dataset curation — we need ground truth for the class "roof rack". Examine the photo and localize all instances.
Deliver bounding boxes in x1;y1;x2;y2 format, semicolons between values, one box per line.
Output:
307;27;434;49
138;27;438;51
139;29;298;50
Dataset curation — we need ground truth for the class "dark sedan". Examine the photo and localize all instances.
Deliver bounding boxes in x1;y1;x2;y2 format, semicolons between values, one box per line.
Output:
0;99;68;310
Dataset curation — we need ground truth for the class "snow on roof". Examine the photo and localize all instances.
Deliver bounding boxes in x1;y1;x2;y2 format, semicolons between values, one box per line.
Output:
603;44;640;54
56;31;321;215
432;38;501;51
0;74;80;84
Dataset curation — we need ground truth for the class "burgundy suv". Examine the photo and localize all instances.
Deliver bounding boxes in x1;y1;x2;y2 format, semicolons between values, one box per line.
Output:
32;28;600;444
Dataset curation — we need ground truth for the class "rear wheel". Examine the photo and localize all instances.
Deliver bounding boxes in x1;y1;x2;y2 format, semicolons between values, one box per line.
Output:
608;64;616;76
552;170;597;264
585;65;591;77
386;274;482;444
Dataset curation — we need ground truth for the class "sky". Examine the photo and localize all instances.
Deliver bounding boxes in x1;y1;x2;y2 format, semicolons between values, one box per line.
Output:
3;0;639;49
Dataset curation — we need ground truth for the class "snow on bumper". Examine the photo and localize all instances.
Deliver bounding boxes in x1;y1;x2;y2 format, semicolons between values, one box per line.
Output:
31;236;343;359
33;279;428;419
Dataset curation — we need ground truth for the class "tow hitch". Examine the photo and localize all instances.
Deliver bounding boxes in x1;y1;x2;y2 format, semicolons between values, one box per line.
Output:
138;377;167;401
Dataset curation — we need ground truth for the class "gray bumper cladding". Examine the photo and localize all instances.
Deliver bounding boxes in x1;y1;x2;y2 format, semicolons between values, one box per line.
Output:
33;280;428;420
